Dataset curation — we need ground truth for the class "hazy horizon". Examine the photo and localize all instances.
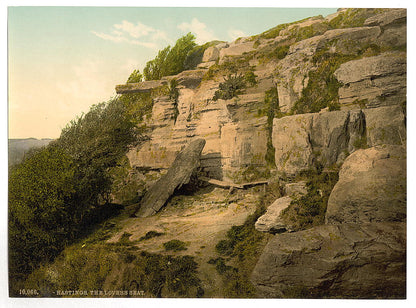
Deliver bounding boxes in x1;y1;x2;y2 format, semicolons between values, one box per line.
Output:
8;6;337;139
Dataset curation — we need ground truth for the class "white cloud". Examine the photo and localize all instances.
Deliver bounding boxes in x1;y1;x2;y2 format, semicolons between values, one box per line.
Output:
228;29;246;41
91;20;168;49
91;31;127;43
178;18;217;44
114;20;155;39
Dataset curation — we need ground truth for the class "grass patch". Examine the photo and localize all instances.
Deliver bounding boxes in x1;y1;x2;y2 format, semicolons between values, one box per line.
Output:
280;168;339;231
140;231;165;241
210;181;282;297
24;244;203;298
163;239;188;252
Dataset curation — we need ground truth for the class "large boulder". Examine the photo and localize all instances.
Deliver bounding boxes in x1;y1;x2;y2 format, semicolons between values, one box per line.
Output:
251;222;406;298
325;145;406;224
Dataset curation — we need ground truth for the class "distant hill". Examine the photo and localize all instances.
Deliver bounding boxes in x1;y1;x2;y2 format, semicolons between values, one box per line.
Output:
8;138;54;166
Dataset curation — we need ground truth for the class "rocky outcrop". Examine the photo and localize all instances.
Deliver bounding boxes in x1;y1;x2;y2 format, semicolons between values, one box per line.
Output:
334;52;406;108
276;26;382;112
134;139;206;217
326;145;406;224
255;196;292;233
251;144;406;298
115;80;166;94
272;106;405;175
251;222;406;298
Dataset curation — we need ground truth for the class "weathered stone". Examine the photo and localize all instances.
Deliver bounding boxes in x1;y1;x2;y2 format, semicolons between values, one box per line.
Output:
174;69;206;89
115;80;166;94
219;40;255;62
284;181;307;197
364;105;406;147
326;145;406;224
197;61;216;69
277;26;382;112
272;114;314;176
334;52;406;108
255;196;292;233
273;109;368;175
202;46;220;62
134;139;206;217
251;222;406;298
364;8;406;27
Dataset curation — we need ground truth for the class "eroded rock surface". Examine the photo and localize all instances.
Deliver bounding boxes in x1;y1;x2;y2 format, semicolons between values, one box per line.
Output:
251;222;406;298
134;139;206;217
326;145;406;224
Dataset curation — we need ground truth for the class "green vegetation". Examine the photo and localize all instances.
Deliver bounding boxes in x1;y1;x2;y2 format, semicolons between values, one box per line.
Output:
353;135;368;149
327;8;383;29
143;33;196;80
203;54;255;80
24;244;203;298
292;52;356;114
140;231;165;241
9;97;143;296
163;239;188;252
211;182;282;297
280;168;339;231
213;73;247;101
126;69;143;83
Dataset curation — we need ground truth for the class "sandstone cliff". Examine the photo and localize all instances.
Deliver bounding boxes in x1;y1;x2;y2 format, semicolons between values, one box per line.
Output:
114;8;406;298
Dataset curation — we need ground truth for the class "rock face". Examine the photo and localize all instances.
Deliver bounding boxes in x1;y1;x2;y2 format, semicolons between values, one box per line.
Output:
251;146;406;298
255;196;292;233
251;222;406;298
326;145;406;224
334;52;406;108
111;8;407;298
272;106;405;175
134;139;206;217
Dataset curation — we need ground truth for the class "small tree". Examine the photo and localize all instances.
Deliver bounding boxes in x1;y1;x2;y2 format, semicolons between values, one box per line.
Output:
126;69;143;83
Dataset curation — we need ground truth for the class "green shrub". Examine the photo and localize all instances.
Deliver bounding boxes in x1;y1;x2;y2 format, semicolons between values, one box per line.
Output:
243;71;258;87
140;231;165;241
163;240;188;252
212;73;246;101
281;169;339;231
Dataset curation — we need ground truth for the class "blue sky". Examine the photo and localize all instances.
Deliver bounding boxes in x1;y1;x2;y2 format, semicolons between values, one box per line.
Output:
8;6;340;138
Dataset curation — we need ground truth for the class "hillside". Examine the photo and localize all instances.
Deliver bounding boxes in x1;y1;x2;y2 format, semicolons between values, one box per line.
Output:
8;138;54;166
17;8;406;298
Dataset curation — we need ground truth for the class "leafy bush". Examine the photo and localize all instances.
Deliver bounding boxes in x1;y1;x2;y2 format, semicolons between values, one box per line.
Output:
243;71;258;87
143;33;196;80
163;240;188;252
212;73;246;101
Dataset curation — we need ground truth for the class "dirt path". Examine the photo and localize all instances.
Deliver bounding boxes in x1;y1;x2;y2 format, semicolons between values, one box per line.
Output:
107;186;260;297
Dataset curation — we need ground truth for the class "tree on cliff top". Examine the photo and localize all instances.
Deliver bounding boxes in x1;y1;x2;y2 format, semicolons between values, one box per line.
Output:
143;33;197;80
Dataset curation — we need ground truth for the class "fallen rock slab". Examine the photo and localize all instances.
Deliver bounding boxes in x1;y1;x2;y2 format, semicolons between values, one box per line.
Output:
134;138;206;217
255;196;292;233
